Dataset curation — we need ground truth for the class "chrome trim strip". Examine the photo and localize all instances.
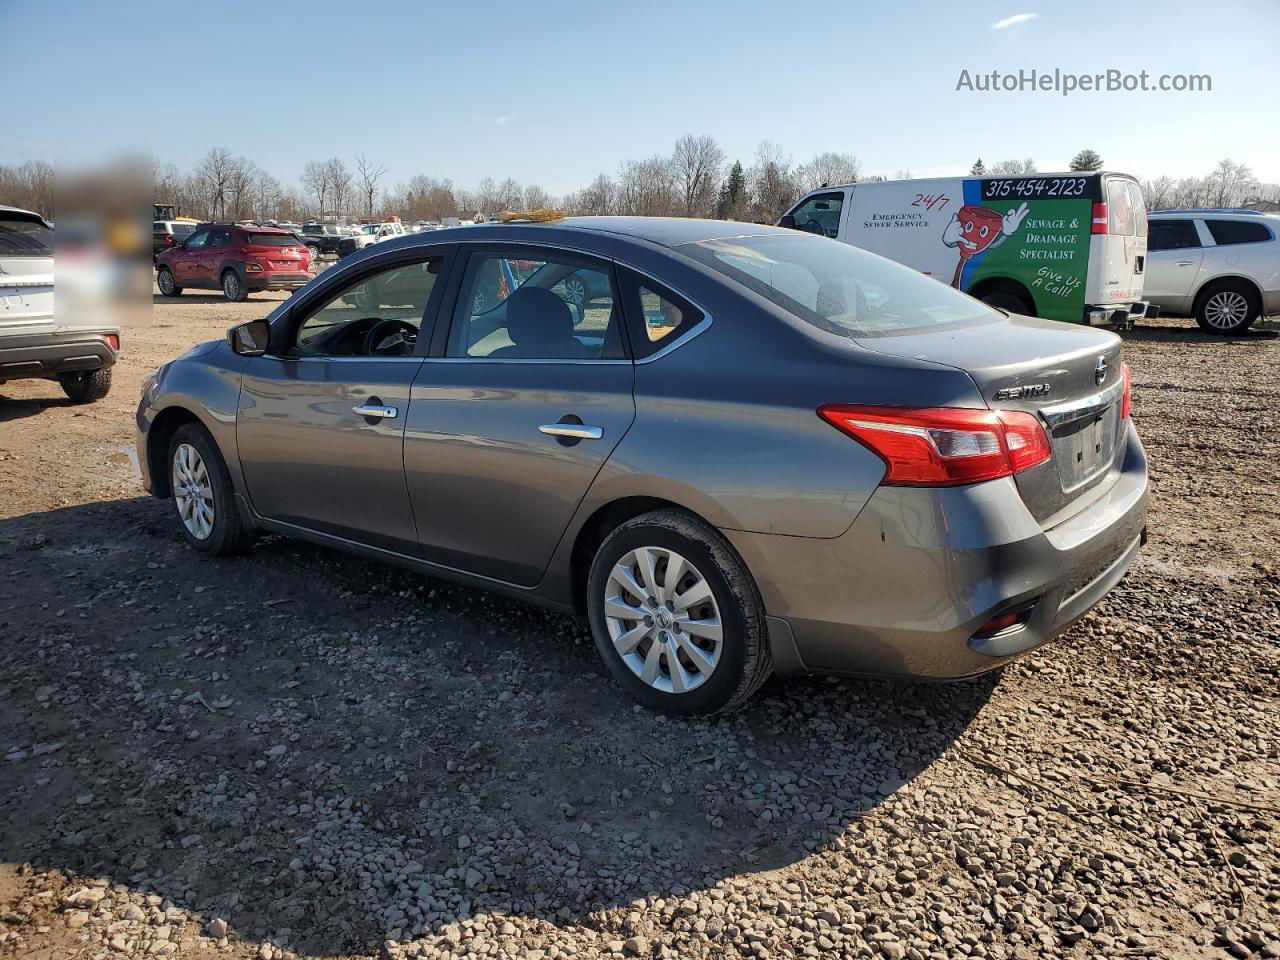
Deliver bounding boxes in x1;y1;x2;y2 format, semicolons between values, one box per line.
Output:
1038;379;1124;428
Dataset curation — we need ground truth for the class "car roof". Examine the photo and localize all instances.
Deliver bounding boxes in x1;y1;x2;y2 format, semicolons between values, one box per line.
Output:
1149;208;1278;218
395;216;794;249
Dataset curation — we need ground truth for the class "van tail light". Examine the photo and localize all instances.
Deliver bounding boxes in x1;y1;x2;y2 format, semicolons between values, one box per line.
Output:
817;405;1052;487
1120;362;1132;419
1091;203;1109;234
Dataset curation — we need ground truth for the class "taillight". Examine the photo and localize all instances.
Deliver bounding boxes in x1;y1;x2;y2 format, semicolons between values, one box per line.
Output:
817;405;1052;487
1120;362;1132;419
106;334;120;351
1091;203;1109;235
164;234;175;245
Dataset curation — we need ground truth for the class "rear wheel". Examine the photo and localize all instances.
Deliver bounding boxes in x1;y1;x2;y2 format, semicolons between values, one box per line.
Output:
1195;281;1259;335
167;422;253;555
307;244;321;261
587;509;772;715
59;368;111;403
222;270;247;302
156;268;182;297
979;289;1033;315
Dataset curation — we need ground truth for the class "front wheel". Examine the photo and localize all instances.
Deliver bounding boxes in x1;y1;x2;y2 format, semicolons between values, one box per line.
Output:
59;368;111;403
156;268;182;297
1195;282;1259;335
222;270;247;302
167;422;254;555
307;244;321;261
586;509;772;715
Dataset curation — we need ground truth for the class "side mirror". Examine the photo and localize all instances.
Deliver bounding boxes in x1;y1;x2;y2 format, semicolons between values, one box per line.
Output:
778;214;797;229
228;319;270;356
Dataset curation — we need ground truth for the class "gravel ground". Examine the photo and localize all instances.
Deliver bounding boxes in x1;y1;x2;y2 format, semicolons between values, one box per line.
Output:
0;290;1277;960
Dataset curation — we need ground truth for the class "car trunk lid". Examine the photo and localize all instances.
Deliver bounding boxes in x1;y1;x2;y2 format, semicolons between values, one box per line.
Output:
854;313;1125;524
0;256;55;336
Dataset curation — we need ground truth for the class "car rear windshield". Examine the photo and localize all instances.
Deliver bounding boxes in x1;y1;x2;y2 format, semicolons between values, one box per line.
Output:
680;233;998;338
0;215;54;257
247;232;298;247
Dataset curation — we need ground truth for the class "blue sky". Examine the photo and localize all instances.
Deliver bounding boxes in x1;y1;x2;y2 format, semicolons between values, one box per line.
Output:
5;0;1278;193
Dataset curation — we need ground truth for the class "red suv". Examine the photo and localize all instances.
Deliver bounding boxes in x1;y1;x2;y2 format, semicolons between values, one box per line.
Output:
155;224;313;302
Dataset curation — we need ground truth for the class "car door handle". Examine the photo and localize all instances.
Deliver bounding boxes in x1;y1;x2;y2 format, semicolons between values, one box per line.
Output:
1174;259;1196;266
539;423;603;440
352;404;399;419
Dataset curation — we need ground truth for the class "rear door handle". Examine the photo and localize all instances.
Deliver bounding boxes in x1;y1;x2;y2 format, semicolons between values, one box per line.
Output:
352;404;399;419
539;423;603;440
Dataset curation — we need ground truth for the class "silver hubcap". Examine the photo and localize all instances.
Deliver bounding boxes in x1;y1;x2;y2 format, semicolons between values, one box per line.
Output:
1204;291;1249;329
159;272;173;294
224;274;238;298
603;547;723;695
565;278;585;304
172;443;215;540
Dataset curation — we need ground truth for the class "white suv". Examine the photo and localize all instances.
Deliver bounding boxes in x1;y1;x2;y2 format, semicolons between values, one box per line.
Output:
1145;210;1279;334
0;206;119;403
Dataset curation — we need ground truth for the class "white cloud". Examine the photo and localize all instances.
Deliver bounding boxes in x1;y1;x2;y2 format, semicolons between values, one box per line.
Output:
474;114;517;126
991;12;1037;30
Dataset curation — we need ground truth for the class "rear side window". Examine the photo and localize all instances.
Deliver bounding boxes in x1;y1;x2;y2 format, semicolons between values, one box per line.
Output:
248;232;298;247
1206;220;1272;245
787;192;844;238
207;228;232;248
1148;220;1200;251
617;268;705;357
0;215;54;257
1106;179;1136;236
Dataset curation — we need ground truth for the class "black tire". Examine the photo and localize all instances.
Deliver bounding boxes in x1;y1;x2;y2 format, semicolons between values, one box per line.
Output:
222;270;247;302
586;509;772;716
156;268;182;297
166;422;254;556
307;244;321;261
1194;281;1259;335
979;289;1033;315
59;368;112;404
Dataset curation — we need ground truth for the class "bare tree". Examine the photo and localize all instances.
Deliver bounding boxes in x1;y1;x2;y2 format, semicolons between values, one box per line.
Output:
990;158;1038;175
301;160;331;217
495;178;523;212
1208;158;1255;208
522;184;554;210
795;152;861;192
0;160;55;218
747;141;798;222
226;156;258;221
670;134;725;217
326;158;353;218
574;173;616;216
354;154;388;219
196;148;238;221
617;156;676;216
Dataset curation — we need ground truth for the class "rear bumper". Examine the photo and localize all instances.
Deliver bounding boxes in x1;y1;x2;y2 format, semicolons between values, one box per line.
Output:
1085;302;1152;327
725;421;1148;680
0;331;119;383
245;272;311;292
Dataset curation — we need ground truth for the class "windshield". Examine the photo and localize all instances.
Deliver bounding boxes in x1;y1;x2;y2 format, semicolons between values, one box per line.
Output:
0;215;54;257
681;233;998;338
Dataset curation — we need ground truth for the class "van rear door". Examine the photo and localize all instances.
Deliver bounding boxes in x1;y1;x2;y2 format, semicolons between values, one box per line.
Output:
1086;176;1147;309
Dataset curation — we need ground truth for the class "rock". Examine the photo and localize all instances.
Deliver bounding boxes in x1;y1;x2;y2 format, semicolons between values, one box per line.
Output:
206;918;228;939
624;936;649;955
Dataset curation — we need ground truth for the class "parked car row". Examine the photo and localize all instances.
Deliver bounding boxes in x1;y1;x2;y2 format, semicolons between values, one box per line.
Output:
780;173;1277;335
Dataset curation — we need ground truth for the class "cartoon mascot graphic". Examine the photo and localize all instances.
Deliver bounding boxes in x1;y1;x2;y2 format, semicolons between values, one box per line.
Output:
942;201;1030;288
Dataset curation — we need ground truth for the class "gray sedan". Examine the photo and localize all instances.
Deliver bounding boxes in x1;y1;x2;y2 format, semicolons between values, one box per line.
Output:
136;218;1148;715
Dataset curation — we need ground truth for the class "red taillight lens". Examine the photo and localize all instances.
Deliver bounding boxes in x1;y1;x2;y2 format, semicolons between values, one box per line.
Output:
1091;202;1109;235
1120;362;1132;419
817;405;1051;487
164;234;175;245
106;334;120;351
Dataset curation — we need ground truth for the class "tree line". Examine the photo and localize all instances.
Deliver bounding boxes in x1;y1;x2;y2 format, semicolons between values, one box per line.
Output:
3;142;1277;224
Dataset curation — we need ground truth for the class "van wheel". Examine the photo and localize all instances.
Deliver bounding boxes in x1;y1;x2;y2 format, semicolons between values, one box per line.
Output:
157;268;182;297
59;369;112;404
222;270;247;302
586;509;772;716
1195;281;1259;335
979;289;1033;315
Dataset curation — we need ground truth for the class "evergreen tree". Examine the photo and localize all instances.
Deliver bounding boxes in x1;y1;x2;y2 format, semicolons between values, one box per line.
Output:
970;158;986;176
1069;149;1103;172
716;161;747;219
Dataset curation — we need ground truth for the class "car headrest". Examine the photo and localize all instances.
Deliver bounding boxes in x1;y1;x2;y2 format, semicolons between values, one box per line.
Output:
505;287;574;346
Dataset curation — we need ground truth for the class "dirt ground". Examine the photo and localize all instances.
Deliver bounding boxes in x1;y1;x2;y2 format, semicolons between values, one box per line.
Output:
0;287;1277;960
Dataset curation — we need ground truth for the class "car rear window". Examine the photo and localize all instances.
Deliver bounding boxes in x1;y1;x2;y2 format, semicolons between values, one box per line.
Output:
247;232;298;247
1206;219;1272;245
173;223;196;236
681;233;998;338
0;215;54;257
1106;179;1136;236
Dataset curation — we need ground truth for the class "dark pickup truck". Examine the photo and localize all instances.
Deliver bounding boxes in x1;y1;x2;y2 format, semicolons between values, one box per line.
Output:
297;224;349;259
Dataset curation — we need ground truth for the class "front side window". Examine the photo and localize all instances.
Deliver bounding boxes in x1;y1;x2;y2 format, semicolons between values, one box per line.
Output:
787;192;844;238
184;229;210;249
681;233;997;338
291;258;441;357
1148;220;1200;251
1206;219;1272;246
447;253;623;360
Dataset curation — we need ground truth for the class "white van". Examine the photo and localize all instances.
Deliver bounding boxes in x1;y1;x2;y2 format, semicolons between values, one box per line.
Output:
780;172;1151;327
